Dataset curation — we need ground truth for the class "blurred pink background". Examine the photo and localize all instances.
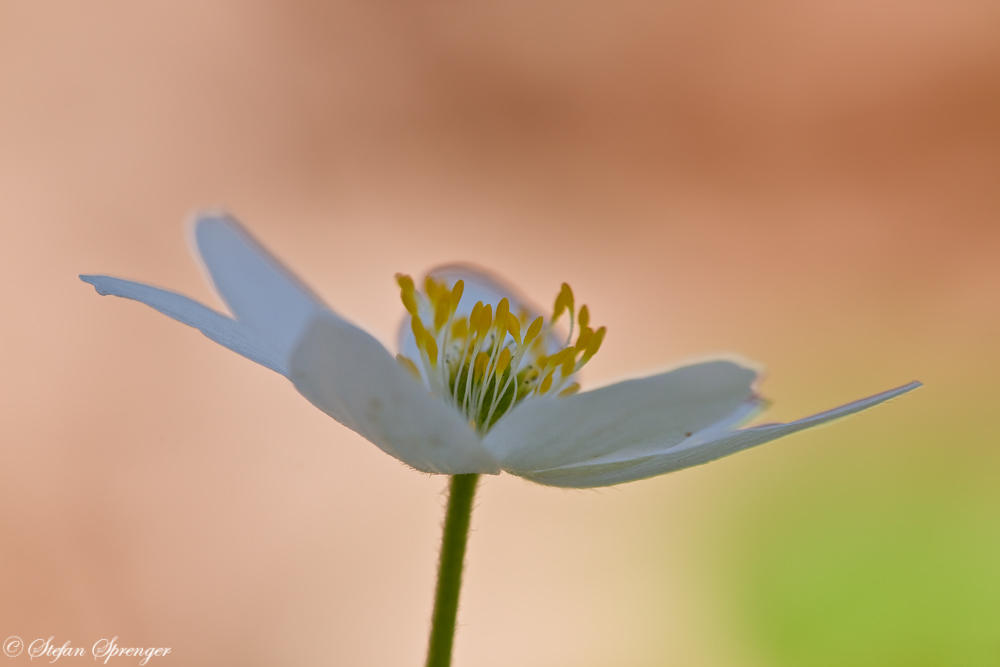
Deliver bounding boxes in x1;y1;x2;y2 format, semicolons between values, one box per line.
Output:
1;1;998;665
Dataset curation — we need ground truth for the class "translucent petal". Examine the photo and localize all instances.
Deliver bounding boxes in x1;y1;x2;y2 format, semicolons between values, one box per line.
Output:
290;313;502;475
517;381;922;488
80;275;283;373
396;263;563;360
482;359;760;471
193;214;329;371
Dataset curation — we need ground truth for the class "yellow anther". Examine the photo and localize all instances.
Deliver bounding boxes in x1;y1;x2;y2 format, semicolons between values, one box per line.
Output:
539;373;554;394
469;301;483;334
553;291;566;319
558;382;580;397
496;347;511;376
396;354;421;380
578;305;590;329
561;354;576;379
506;313;521;345
423;276;439;301
395;273;415;292
524;316;543;346
450;280;465;313
425;336;439;366
553;283;574;319
401;290;419;316
434;291;451;330
480;304;493;338
536;354;549;369
582;326;606;361
451;318;468;340
411;315;428;345
574;326;593;352
397;273;419;316
550;347;575;367
473;351;489;380
495;298;509;337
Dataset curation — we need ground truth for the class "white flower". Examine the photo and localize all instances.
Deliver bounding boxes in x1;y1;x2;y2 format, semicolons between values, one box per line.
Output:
80;214;920;487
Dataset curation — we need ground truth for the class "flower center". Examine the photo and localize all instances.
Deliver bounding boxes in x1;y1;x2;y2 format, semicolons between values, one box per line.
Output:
395;273;606;435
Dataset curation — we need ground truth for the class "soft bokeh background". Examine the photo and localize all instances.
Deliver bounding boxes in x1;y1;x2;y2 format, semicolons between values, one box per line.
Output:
1;1;998;665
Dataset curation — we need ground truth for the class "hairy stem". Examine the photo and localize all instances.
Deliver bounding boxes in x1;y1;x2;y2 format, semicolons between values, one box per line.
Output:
425;473;480;667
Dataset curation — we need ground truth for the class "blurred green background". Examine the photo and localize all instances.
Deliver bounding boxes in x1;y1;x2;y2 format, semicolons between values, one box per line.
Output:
717;387;1000;666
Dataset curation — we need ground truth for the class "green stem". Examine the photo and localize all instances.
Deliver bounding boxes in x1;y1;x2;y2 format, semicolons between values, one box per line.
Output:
425;473;480;667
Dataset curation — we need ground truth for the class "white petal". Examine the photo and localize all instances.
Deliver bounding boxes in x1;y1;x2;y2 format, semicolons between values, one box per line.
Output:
290;313;501;475
193;214;328;371
396;263;563;361
482;359;760;471
518;381;922;488
80;275;283;373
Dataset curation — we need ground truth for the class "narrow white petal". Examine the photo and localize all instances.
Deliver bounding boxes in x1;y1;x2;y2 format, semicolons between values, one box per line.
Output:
290;313;501;475
193;213;328;372
482;360;760;471
518;381;922;488
80;275;283;373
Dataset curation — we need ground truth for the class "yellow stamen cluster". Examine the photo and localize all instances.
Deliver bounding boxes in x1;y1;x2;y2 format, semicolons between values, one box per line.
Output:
395;273;606;434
